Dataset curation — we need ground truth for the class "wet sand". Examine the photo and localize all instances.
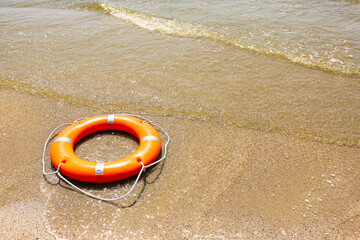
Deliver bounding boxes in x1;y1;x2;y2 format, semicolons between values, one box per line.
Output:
0;87;359;239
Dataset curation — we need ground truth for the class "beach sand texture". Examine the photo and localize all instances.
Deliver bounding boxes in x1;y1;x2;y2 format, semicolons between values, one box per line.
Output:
0;88;359;239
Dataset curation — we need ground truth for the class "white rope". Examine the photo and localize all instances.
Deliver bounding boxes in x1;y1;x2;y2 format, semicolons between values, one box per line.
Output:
56;162;146;201
42;114;170;201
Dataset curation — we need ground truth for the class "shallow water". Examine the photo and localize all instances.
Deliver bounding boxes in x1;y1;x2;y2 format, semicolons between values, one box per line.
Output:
0;0;359;147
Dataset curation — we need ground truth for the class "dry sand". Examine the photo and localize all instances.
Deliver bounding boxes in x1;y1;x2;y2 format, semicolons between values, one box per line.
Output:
0;87;359;239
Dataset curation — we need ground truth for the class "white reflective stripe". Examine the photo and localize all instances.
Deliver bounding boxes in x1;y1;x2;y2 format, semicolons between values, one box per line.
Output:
107;114;115;123
54;137;72;144
141;136;159;142
95;162;105;175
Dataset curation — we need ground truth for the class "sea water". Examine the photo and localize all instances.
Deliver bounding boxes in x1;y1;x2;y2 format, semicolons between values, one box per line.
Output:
1;0;359;146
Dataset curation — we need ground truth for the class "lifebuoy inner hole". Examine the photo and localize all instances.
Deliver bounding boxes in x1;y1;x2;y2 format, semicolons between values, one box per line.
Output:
74;130;140;163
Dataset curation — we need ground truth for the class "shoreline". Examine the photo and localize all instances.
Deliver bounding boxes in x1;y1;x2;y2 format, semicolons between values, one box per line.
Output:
0;87;359;239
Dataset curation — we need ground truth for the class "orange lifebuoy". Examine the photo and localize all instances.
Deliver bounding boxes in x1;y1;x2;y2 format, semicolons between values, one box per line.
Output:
50;115;161;183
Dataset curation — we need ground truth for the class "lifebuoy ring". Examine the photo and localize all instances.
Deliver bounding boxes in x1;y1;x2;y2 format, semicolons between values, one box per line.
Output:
50;115;161;183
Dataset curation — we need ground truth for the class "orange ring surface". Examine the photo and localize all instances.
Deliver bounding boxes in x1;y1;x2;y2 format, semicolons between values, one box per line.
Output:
50;115;161;183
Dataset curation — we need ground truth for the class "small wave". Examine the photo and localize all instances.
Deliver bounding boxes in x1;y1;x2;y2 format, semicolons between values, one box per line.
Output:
82;2;359;76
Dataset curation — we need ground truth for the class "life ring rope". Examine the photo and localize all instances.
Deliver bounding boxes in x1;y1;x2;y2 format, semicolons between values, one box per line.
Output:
42;114;170;201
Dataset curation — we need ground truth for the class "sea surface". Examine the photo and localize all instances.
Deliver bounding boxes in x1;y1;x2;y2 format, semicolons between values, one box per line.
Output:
1;0;359;146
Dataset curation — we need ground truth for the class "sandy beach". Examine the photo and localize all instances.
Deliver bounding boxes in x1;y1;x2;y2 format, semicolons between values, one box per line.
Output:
0;87;359;239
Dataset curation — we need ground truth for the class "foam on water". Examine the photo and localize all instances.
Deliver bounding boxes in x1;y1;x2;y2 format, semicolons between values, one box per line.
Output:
95;2;360;76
